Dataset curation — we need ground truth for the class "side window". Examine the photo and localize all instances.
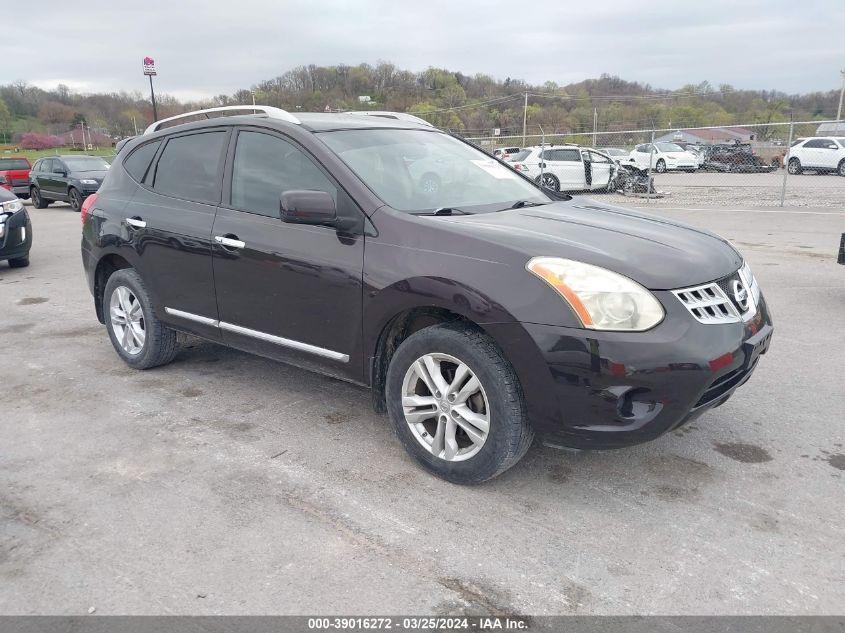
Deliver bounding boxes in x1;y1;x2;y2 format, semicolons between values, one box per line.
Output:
589;151;609;163
803;139;823;148
41;159;52;173
152;131;227;203
550;149;581;161
231;130;337;218
32;159;41;172
53;160;66;174
635;145;645;153
124;140;161;183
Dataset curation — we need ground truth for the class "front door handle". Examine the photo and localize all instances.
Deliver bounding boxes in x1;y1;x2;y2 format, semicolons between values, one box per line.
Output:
215;235;245;249
126;217;146;228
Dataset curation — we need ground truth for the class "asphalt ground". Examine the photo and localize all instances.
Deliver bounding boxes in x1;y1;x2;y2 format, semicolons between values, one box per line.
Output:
1;200;843;615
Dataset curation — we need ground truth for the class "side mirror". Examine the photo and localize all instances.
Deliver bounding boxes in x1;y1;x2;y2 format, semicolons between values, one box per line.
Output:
280;190;337;226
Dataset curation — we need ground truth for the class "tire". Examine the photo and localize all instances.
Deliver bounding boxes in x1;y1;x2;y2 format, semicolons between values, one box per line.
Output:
788;158;802;175
838;159;845;177
536;173;560;192
385;323;533;484
103;268;178;370
419;173;441;195
30;186;49;209
655;159;666;174
8;255;29;268
68;187;82;212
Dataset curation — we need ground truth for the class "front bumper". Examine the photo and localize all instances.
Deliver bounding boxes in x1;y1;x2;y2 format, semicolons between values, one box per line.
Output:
485;291;773;450
0;211;32;261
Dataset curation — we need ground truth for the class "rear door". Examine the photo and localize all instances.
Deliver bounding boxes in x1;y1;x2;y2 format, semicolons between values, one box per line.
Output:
121;129;229;340
35;159;56;196
800;139;825;167
545;148;584;189
210;127;365;380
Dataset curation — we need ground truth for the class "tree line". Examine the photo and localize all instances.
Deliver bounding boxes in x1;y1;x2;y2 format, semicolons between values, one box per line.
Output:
1;62;841;144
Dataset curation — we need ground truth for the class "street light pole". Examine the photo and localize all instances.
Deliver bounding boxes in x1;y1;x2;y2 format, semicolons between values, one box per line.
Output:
149;75;158;122
835;68;845;134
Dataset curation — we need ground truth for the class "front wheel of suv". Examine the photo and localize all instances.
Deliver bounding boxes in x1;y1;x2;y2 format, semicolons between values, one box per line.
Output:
30;186;49;209
68;187;82;212
104;268;178;369
655;159;667;173
838;159;845;177
385;323;534;484
788;158;802;175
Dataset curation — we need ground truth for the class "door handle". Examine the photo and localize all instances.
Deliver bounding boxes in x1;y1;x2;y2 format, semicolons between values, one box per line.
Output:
126;217;146;228
215;235;245;249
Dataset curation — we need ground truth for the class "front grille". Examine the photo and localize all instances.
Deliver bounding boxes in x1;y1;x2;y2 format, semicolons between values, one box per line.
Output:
674;265;759;324
672;282;741;324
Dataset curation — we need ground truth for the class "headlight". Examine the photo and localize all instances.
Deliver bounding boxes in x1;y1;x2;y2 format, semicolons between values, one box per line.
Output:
80;179;98;185
0;199;23;213
526;257;665;331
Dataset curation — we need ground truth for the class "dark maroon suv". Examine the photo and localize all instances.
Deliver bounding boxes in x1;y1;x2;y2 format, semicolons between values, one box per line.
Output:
80;106;773;483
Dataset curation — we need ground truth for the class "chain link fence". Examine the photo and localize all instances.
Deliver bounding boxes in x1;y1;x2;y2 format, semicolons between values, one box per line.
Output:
465;120;845;208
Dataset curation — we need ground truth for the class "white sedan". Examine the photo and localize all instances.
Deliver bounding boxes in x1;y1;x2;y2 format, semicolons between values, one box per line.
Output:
630;142;698;173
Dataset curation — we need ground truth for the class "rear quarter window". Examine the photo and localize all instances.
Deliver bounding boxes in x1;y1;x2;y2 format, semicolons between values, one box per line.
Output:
123;140;161;183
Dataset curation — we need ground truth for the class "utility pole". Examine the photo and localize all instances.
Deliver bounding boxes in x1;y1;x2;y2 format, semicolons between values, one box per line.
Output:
522;92;528;146
592;107;598;147
835;68;845;134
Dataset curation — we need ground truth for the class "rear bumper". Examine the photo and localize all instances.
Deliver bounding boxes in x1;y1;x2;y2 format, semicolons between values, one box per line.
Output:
485;292;773;450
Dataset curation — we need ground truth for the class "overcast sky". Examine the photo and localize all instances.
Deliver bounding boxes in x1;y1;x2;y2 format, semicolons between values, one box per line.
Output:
2;0;844;100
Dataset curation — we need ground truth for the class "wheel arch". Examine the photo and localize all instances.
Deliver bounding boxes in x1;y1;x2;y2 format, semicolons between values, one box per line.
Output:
93;252;134;323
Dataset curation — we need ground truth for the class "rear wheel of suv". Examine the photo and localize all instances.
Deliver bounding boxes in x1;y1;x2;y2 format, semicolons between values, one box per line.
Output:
104;268;178;369
537;173;560;192
385;323;533;484
30;186;49;209
788;158;803;175
68;188;82;212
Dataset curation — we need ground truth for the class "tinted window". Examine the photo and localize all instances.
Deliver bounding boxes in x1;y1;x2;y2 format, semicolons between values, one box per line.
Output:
53;160;67;173
544;149;581;161
124;140;161;183
0;159;30;170
511;150;532;161
803;139;825;148
231;131;336;217
40;159;52;173
153;131;226;203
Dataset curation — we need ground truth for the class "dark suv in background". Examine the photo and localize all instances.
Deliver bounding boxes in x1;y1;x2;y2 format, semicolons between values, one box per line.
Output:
81;106;773;484
30;155;109;211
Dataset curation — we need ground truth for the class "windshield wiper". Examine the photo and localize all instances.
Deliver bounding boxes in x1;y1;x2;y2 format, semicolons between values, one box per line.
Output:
507;200;548;210
414;207;472;216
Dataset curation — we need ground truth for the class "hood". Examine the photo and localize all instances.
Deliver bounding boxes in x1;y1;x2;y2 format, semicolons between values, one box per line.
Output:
71;170;108;182
434;200;741;290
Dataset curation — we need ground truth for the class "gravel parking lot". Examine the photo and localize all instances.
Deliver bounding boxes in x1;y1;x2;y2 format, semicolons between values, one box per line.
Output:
614;171;845;208
1;200;844;615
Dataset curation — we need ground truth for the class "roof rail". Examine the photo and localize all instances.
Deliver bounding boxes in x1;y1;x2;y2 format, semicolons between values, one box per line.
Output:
143;105;300;135
343;111;434;127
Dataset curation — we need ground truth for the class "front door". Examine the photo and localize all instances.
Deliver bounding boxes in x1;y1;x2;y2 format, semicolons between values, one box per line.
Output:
585;151;613;190
211;128;365;381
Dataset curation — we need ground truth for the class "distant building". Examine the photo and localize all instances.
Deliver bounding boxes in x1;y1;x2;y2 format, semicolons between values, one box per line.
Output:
815;122;845;135
655;127;755;145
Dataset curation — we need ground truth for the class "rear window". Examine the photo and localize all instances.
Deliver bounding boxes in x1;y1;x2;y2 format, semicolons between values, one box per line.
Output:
511;150;532;162
152;131;226;203
0;159;30;170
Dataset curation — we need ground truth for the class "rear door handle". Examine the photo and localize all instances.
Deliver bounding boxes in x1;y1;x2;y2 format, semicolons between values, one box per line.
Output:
126;217;146;228
215;235;245;249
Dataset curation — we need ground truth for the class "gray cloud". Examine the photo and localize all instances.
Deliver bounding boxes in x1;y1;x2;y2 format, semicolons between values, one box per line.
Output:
2;0;843;99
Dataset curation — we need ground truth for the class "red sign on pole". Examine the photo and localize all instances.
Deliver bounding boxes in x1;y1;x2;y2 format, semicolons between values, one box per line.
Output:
143;57;157;76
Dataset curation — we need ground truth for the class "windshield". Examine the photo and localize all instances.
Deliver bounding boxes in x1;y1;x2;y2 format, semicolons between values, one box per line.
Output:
63;156;110;172
511;149;532;162
604;149;627;156
656;143;684;153
318;129;550;212
0;159;30;170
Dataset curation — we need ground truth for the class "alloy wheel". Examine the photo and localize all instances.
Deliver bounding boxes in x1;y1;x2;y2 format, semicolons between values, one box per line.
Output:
401;353;490;462
109;286;145;355
69;189;82;211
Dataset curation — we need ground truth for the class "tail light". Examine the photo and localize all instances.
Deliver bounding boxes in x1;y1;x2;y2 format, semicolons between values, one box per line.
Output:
80;192;97;224
513;163;528;171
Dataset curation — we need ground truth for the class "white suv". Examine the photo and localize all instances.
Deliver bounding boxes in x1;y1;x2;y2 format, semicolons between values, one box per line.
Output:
510;145;616;192
786;137;845;176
